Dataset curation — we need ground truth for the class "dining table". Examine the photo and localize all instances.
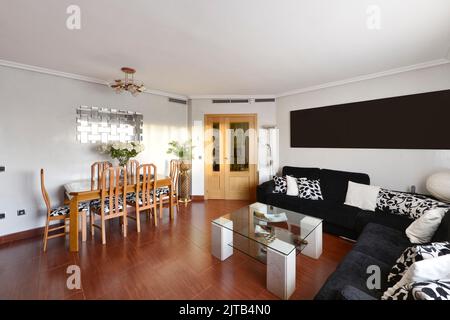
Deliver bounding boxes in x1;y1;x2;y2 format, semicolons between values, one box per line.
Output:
64;174;173;252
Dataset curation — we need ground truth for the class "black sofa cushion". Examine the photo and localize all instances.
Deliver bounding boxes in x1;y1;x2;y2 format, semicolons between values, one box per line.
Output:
264;193;334;218
314;250;391;300
320;204;362;231
282;166;320;180
352;223;411;266
432;211;450;242
319;169;370;204
354;210;413;235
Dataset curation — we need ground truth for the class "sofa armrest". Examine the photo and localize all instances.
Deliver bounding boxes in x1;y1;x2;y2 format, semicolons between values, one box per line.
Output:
338;285;377;300
256;180;275;203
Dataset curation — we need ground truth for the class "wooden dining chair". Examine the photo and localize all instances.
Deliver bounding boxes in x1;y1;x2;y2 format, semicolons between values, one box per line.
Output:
90;166;128;245
40;169;89;252
126;164;158;230
90;161;112;190
158;159;181;217
126;159;140;182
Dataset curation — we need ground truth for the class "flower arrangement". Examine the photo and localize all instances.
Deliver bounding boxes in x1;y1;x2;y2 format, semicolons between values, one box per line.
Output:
98;141;145;166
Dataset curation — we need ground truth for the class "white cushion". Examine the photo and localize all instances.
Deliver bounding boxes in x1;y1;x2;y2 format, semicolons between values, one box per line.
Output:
382;255;450;299
344;181;380;211
286;175;299;196
406;208;447;244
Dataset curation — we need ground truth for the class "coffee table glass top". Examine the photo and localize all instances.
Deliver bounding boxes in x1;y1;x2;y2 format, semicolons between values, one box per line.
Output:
212;202;322;257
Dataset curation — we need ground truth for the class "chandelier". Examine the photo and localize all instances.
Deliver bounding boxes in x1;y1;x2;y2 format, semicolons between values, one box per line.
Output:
110;67;146;96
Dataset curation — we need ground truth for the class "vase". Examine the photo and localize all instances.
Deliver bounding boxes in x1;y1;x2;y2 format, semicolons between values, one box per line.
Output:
179;160;192;205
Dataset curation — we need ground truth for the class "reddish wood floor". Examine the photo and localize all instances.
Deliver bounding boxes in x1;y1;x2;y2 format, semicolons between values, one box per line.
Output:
0;200;353;300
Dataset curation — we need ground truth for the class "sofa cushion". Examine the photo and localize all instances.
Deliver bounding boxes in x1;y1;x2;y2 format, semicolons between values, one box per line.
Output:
338;285;377;300
282;166;320;180
432;211;450;242
319;204;362;231
319;169;370;204
355;210;413;235
314;250;391;300
353;223;411;266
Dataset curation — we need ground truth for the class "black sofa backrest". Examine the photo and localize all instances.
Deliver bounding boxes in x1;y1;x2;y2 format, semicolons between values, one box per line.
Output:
282;166;321;180
432;211;450;242
319;169;370;204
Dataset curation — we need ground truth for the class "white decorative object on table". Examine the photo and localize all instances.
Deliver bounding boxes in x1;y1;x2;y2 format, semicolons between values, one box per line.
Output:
426;171;450;202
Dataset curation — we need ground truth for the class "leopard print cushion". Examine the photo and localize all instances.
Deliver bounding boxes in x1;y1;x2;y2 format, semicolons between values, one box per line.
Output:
297;178;323;200
273;175;287;194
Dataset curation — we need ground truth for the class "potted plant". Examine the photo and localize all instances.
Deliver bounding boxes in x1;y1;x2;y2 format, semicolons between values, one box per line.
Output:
166;140;193;204
98;141;145;166
166;140;193;169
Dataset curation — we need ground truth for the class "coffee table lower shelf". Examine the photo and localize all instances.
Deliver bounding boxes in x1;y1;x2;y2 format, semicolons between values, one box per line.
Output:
211;219;323;300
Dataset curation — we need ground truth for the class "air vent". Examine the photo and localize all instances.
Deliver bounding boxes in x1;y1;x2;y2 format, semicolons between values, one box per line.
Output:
168;98;187;105
212;99;249;104
255;98;275;103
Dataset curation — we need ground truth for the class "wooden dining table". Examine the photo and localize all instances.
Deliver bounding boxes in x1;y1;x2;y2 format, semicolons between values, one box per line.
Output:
64;174;173;252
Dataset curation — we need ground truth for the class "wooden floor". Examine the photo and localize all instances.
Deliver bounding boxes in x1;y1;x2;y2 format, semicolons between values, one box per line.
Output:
0;200;353;300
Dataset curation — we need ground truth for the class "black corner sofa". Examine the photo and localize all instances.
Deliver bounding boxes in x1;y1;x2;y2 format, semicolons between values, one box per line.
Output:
256;166;450;300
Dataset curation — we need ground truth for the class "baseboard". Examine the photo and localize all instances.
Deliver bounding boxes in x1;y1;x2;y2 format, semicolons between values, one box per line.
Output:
0;226;45;245
191;195;205;202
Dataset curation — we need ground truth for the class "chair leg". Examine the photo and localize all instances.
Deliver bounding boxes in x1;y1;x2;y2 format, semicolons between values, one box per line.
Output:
159;200;163;218
43;220;49;252
81;212;87;242
136;209;141;233
90;210;95;238
123;213;128;237
101;217;106;245
153;206;158;226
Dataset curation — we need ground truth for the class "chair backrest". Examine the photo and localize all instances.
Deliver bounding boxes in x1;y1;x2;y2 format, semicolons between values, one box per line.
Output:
100;166;127;215
40;169;51;214
170;160;181;194
126;159;140;183
136;164;157;209
91;161;112;189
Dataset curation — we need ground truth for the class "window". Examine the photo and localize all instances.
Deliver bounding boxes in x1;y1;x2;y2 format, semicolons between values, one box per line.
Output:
76;106;143;143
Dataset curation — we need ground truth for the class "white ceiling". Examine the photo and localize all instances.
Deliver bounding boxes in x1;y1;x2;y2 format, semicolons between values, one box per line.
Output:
0;0;449;96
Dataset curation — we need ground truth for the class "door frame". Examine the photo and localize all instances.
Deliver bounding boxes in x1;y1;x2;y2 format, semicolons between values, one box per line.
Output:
204;113;258;200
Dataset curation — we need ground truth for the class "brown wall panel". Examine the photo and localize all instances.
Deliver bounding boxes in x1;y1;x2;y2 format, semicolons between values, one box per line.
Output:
290;90;450;149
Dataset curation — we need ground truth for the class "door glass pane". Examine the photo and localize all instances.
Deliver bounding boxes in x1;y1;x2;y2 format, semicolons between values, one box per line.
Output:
229;122;249;172
212;122;220;172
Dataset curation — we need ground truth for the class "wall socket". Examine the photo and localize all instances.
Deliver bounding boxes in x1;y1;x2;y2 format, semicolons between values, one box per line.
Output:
0;213;5;219
17;209;26;216
0;166;5;172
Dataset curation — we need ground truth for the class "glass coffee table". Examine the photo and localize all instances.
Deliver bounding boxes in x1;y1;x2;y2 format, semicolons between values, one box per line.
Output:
211;202;323;300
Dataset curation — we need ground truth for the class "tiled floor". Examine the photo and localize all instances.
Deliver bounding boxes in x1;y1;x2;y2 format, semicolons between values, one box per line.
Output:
0;200;353;299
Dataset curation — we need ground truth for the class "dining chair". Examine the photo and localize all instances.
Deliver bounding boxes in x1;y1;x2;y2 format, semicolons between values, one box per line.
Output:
40;169;89;252
157;159;181;217
90;166;128;245
126;159;140;182
90;161;113;190
126;163;158;230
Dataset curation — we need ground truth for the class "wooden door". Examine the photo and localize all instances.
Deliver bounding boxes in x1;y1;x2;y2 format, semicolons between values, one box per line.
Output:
205;114;257;200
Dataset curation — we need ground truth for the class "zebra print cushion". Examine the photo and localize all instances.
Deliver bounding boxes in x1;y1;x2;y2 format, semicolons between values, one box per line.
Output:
126;192;155;206
50;202;89;217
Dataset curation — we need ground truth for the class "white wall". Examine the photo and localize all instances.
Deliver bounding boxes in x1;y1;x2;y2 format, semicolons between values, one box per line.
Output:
0;66;188;236
276;63;450;194
189;99;277;196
